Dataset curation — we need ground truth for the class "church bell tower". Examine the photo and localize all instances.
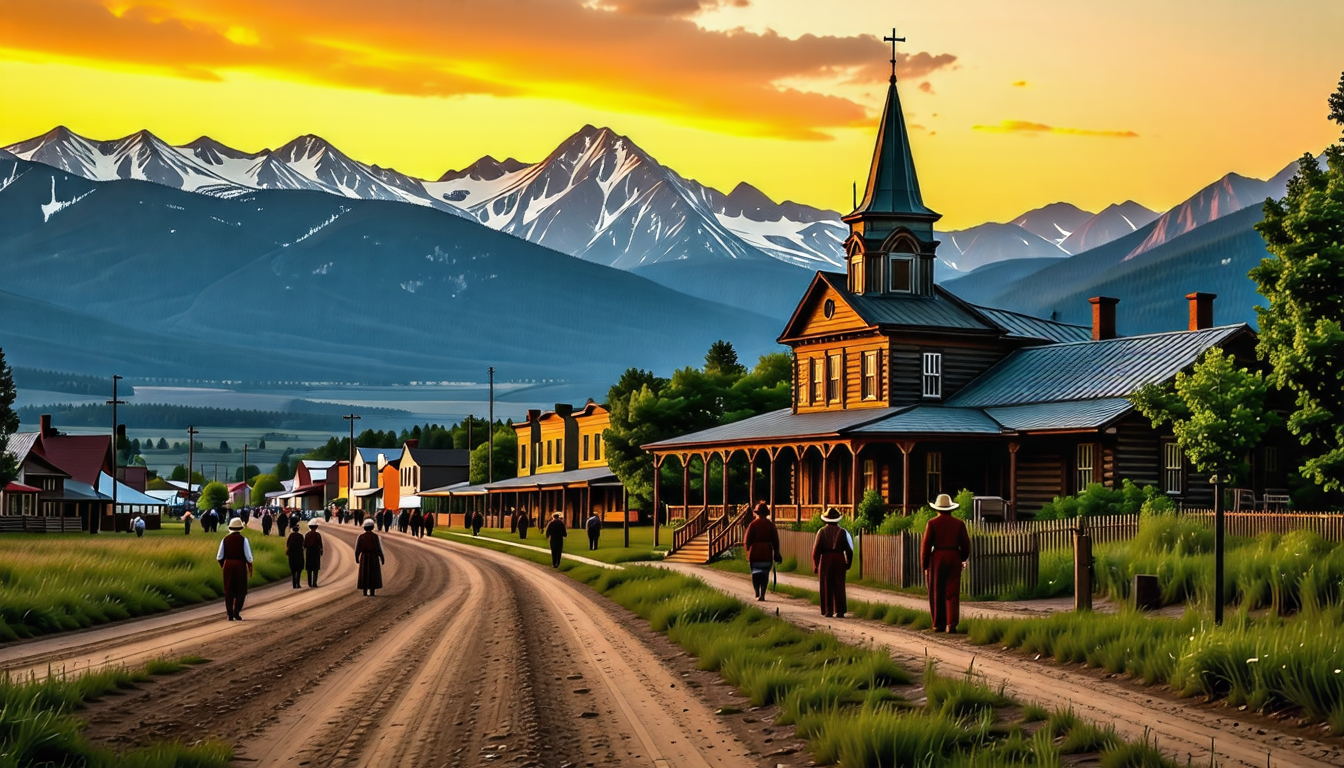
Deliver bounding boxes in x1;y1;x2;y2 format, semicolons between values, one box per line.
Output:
842;28;942;298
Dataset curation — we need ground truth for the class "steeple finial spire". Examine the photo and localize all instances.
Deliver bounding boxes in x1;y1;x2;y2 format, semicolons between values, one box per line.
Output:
884;28;904;85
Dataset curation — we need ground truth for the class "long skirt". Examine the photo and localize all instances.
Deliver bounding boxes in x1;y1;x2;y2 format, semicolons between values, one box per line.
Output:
221;560;249;614
817;554;848;617
357;557;383;590
927;551;963;631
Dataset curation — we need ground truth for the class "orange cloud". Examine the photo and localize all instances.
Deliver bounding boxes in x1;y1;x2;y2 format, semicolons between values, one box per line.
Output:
972;120;1139;138
0;0;957;141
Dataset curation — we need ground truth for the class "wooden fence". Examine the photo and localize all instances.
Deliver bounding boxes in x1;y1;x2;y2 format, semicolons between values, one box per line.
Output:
777;528;1039;597
0;516;84;533
1181;510;1344;541
976;514;1140;551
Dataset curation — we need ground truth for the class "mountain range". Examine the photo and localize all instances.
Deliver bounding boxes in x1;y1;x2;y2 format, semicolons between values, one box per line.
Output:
0;153;781;384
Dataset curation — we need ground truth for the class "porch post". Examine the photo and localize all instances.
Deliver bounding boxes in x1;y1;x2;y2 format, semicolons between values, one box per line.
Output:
898;441;916;515
681;455;690;520
821;447;830;512
652;454;663;548
722;451;730;515
768;448;777;509
851;443;862;518
1008;441;1020;522
701;452;709;513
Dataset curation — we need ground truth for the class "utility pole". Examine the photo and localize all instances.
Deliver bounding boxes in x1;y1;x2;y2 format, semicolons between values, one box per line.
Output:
104;374;125;534
186;425;199;512
343;413;360;506
488;368;495;484
242;443;249;506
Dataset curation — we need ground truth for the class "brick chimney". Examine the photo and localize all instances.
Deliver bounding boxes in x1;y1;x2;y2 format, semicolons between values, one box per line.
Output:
526;409;541;424
40;414;53;436
1088;297;1119;341
1186;292;1216;331
554;403;574;418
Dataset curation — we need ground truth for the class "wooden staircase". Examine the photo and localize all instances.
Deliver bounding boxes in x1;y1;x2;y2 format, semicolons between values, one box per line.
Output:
663;532;710;563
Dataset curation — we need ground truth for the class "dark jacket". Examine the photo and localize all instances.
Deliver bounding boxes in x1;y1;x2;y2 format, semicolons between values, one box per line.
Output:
303;530;324;570
743;516;781;564
285;531;304;570
545;518;566;541
921;512;971;571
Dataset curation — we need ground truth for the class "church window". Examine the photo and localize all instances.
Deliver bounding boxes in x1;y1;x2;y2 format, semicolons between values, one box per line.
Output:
889;256;913;293
865;254;882;294
812;358;823;404
827;354;841;403
823;299;836;319
926;452;943;502
922;352;942;399
862;351;878;400
1076;444;1096;490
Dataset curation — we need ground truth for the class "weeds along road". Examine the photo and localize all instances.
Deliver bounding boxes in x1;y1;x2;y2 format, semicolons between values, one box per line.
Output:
0;528;754;768
669;565;1344;768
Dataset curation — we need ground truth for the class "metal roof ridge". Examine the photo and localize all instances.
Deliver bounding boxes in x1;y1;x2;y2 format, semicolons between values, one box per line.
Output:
1020;323;1247;349
970;303;1090;330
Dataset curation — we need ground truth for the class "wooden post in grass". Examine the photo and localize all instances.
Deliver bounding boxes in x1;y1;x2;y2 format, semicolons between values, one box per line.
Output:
623;486;629;548
1073;525;1092;612
1214;474;1225;625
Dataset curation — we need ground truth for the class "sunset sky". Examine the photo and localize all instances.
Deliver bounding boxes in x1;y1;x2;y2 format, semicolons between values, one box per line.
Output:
1;0;1340;228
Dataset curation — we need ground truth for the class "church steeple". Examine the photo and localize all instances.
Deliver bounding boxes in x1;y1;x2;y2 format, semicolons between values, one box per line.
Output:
842;27;941;299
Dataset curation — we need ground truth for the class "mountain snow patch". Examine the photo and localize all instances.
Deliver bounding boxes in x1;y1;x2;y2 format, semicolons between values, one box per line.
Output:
292;207;348;245
313;262;334;275
400;280;423;293
40;177;94;223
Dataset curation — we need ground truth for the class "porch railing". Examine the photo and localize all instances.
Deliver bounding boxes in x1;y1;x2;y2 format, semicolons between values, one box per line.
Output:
707;504;752;561
671;507;710;554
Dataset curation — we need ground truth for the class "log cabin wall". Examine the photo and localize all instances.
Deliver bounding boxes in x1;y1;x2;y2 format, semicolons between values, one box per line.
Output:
887;342;1008;406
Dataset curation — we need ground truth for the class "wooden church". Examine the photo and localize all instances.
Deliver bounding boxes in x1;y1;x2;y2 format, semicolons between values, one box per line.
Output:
644;42;1292;527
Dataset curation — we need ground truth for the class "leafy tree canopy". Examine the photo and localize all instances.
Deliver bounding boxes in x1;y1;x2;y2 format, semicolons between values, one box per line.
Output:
1131;348;1278;485
1251;73;1344;491
199;481;230;511
704;339;746;377
251;474;283;505
469;425;517;485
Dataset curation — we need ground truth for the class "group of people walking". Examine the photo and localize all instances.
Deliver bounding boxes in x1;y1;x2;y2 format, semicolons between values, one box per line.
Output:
743;493;970;632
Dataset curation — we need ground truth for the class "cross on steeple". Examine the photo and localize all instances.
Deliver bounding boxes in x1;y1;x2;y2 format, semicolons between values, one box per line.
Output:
884;28;905;84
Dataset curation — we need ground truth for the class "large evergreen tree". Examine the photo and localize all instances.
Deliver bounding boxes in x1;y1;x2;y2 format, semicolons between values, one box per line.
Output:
1251;72;1344;492
0;349;18;488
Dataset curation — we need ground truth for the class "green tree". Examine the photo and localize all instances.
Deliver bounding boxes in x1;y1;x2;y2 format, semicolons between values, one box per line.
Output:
273;459;294;482
258;437;267;449
1131;348;1278;487
146;477;172;491
250;474;283;505
1329;71;1344;136
234;464;260;483
1251;76;1344;492
218;440;230;452
199;481;230;510
704;339;746;376
156;437;169;450
469;426;517;485
0;349;18;488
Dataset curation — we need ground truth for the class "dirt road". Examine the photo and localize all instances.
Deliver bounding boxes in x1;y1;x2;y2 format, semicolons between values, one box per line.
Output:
0;527;766;767
668;564;1344;768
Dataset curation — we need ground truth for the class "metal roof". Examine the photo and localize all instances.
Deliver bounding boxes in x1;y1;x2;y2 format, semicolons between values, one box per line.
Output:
819;274;993;332
357;447;402;463
851;406;1004;435
404;447;470;467
971;306;1092;343
947;325;1247;408
420;481;488;497
99;473;169;506
643;406;903;450
3;432;39;461
984;398;1133;432
37;433;111;486
852;81;938;218
486;466;617;490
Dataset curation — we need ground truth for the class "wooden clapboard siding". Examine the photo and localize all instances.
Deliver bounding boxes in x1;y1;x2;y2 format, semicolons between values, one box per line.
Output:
1114;415;1161;489
794;284;867;338
1015;454;1064;514
795;336;890;412
888;345;924;406
941;346;1009;399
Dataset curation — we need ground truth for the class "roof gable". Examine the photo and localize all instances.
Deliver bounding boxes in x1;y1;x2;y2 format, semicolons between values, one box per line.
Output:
36;434;112;486
778;272;876;342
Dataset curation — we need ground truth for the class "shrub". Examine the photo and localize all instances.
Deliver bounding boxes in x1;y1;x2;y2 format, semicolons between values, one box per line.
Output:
855;490;888;531
1036;480;1163;520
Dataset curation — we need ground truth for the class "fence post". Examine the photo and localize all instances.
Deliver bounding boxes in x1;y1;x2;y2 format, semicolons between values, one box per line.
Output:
1073;528;1092;612
857;527;863;580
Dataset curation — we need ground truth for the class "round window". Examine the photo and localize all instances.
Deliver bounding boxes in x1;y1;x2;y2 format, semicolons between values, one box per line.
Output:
823;299;836;319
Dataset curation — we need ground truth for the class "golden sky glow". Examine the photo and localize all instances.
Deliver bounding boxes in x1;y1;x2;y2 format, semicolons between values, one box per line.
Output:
1;0;1340;228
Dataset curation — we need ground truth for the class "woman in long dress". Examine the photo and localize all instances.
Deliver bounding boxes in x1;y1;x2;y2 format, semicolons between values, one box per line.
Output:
355;518;385;596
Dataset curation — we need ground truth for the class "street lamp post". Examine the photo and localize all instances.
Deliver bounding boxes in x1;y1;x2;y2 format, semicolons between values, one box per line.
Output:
343;413;360;508
104;374;125;534
488;367;495;484
242;443;249;507
186;426;199;513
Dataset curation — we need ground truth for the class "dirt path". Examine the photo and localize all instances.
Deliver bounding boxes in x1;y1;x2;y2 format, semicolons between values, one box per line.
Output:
667;564;1343;768
11;524;763;767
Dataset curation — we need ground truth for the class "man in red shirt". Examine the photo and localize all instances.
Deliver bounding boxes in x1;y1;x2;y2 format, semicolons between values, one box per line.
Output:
217;517;254;620
921;493;971;633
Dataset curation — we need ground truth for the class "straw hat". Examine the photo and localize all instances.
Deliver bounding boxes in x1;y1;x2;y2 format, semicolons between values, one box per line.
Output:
227;517;245;530
363;519;376;529
930;493;959;512
552;511;562;519
307;519;319;529
820;507;843;523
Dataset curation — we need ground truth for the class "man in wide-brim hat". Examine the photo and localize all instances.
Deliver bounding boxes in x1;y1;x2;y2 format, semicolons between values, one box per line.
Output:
811;507;853;618
544;511;567;568
217;516;254;620
355;518;385;596
922;493;971;633
303;519;325;588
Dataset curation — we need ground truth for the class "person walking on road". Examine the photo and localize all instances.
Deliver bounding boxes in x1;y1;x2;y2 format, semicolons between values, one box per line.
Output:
743;501;782;601
285;521;304;589
132;515;146;537
304;519;325;588
472;510;484;537
182;510;193;535
423;511;435;537
261;508;273;536
584;511;602;550
275;510;288;539
811;508;852;618
410;509;423;538
217;517;254;621
922;493;971;634
356;518;385;596
544;512;567;568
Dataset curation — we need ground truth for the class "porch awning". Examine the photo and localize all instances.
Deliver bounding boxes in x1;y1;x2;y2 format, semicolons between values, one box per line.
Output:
352;487;384;498
418;481;483;497
485;466;618;491
4;481;41;493
275;482;325;499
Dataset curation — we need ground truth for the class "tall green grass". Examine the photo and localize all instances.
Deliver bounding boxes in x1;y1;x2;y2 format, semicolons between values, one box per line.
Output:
0;658;229;768
0;532;288;640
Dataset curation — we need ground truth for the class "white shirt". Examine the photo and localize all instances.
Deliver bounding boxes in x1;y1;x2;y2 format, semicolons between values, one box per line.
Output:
216;534;254;563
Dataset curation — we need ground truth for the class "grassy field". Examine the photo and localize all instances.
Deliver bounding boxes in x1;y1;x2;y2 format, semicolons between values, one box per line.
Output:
0;656;230;768
443;532;1181;767
445;524;673;564
0;524;289;641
